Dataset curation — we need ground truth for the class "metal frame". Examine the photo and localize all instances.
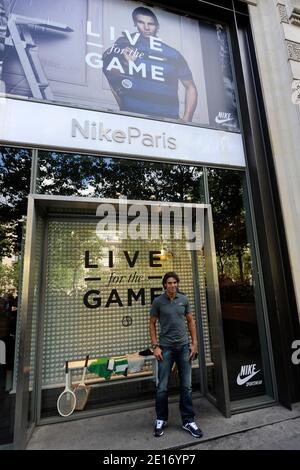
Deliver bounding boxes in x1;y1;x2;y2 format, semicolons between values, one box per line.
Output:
239;174;278;404
35;218;49;427
203;206;231;416
13;196;37;449
191;250;207;396
14;194;231;444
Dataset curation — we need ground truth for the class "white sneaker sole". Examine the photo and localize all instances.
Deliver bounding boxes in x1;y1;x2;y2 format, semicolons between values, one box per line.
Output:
182;425;203;438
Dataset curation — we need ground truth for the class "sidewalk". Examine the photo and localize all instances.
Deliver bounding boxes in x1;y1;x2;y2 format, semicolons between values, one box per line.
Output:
26;397;300;450
182;415;300;450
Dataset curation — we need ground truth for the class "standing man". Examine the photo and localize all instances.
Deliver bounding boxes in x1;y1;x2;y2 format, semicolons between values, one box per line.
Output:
103;6;198;122
149;271;203;438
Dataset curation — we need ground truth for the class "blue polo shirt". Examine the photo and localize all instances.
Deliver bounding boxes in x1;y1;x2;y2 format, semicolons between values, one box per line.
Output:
150;291;191;347
103;33;193;119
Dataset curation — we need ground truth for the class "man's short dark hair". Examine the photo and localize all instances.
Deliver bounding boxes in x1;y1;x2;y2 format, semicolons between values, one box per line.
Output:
162;271;180;287
132;7;159;26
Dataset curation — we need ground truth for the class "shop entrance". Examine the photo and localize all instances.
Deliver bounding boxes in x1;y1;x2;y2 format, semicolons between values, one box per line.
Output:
14;195;230;447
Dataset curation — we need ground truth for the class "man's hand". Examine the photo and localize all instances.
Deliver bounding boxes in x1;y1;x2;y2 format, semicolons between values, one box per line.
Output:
186;313;198;360
189;343;198;361
153;346;163;361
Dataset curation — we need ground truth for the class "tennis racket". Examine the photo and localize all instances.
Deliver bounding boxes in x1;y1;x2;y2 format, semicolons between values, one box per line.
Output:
74;355;91;411
57;361;76;417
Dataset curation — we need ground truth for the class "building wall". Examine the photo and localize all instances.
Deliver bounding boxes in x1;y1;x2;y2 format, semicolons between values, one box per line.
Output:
246;0;300;321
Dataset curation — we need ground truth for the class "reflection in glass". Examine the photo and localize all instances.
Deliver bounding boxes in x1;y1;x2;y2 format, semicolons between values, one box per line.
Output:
208;168;268;401
37;151;205;203
0;146;31;445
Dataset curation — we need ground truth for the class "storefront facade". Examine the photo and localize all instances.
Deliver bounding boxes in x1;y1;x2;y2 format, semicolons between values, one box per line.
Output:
0;0;299;449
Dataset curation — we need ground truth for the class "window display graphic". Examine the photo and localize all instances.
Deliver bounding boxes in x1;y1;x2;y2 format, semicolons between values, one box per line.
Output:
40;218;210;387
0;0;239;131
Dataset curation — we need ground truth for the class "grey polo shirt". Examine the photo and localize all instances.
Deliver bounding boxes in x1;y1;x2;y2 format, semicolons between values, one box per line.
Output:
150;292;191;347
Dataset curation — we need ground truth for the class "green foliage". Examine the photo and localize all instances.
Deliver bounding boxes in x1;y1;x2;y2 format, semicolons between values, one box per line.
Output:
36;151;204;203
208;168;251;282
0;259;19;296
0;147;31;256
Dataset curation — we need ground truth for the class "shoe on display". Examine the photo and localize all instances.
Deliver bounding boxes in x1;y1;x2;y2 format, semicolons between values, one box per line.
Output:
153;419;167;437
182;421;203;438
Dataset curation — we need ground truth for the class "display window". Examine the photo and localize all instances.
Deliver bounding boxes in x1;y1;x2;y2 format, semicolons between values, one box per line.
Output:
6;150;273;421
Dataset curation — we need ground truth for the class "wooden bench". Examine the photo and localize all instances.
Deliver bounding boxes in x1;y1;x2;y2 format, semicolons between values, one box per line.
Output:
67;355;158;386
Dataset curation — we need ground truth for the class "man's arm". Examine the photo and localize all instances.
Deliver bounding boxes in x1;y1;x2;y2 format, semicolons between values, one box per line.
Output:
102;36;132;108
149;315;163;361
186;312;198;360
181;79;198;123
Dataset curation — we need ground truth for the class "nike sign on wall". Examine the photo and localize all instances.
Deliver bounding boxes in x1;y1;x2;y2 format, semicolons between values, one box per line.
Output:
237;369;261;385
236;363;262;386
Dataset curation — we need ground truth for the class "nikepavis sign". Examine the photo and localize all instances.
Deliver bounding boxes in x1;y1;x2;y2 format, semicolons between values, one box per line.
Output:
0;0;239;132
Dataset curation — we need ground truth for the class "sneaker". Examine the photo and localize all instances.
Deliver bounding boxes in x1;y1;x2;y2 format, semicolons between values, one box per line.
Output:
153;419;167;437
182;422;203;438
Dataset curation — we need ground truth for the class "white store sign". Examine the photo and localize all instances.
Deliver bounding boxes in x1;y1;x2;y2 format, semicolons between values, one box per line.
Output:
0;97;245;167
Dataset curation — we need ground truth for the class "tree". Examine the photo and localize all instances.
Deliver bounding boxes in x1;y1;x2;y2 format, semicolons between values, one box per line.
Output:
0;147;31;257
208;168;250;282
37;151;204;203
0;259;19;296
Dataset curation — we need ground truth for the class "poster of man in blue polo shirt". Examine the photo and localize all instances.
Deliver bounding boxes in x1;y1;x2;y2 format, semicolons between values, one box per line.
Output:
0;0;239;131
102;6;198;123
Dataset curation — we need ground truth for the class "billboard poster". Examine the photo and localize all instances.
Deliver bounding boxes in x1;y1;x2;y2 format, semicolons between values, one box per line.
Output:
0;0;239;131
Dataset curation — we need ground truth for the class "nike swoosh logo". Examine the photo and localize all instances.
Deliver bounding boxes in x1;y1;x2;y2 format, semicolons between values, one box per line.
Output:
236;369;260;385
215;116;234;124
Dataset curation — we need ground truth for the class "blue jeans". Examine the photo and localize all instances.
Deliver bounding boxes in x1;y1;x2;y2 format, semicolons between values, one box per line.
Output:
155;344;194;425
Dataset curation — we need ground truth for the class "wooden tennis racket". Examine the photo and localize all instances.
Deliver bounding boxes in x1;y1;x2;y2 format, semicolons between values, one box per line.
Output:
74;355;91;411
57;361;76;417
